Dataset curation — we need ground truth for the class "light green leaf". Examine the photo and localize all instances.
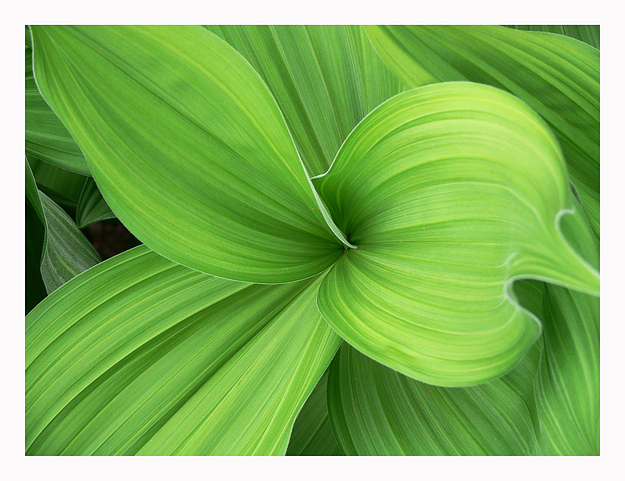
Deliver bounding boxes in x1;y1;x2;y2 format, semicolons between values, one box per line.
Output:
315;82;598;386
205;25;405;177
327;341;541;455
365;25;600;237
534;204;599;455
30;25;349;283
76;177;116;229
287;369;343;456
26;246;341;455
506;25;599;50
25;28;90;175
26;159;100;295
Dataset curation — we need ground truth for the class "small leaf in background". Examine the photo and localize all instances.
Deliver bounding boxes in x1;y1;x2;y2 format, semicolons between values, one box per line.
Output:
505;25;599;50
316;82;598;387
27;154;87;216
287;369;343;456
26;246;341;455
76;177;116;229
26;159;100;296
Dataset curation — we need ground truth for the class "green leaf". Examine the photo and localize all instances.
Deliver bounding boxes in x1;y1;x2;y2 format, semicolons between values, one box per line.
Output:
26;245;341;455
25;28;90;175
287;369;343;456
315;82;598;386
534;203;599;455
26;196;47;314
30;25;353;283
365;25;600;237
76;177;116;229
205;25;405;177
27;154;87;212
506;25;599;50
327;341;541;455
26;159;100;295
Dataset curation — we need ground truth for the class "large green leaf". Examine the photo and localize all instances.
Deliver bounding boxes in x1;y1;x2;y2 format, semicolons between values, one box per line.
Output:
25;28;90;175
287;370;343;456
26;159;100;295
506;25;600;50
30;25;351;283
26;245;341;455
327;341;541;455
205;25;405;177
315;82;598;386
76;177;116;229
534;200;599;455
365;25;600;237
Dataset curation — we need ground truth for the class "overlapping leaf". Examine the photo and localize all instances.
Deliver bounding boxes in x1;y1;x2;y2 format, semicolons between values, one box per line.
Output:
26;25;600;456
25;29;90;175
287;370;342;456
76;177;116;229
534;200;599;455
506;25;599;50
205;25;405;177
26;246;341;455
327;341;541;455
26;159;100;297
30;25;350;283
315;82;598;386
365;25;600;237
27;154;86;212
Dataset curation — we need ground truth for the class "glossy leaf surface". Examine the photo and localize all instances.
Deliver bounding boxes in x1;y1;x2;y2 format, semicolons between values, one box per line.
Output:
26;246;341;455
316;82;598;386
31;25;348;283
366;25;600;237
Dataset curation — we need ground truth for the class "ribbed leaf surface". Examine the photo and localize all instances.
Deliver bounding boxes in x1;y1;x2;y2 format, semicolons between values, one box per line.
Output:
365;25;600;237
206;25;405;177
287;370;343;456
76;178;115;228
535;200;599;455
27;154;86;211
30;25;348;283
328;342;541;455
506;25;599;49
25;28;90;175
26;246;341;455
26;159;100;295
315;82;598;386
